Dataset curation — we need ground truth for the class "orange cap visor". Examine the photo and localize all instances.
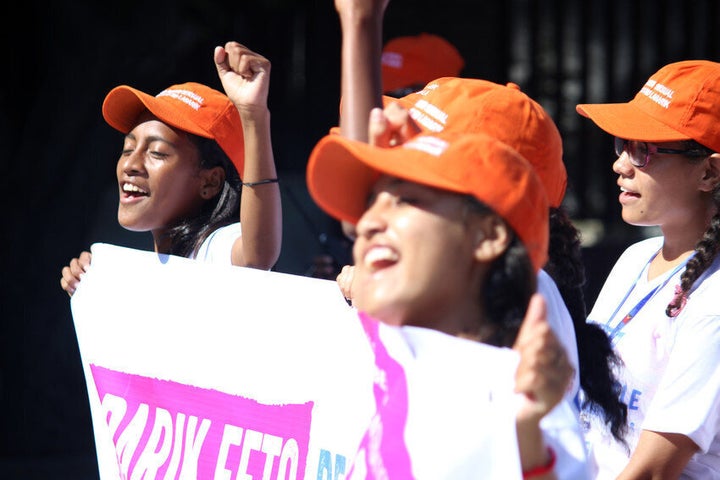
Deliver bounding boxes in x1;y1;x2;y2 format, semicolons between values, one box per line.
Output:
307;131;549;272
102;82;246;176
576;60;720;153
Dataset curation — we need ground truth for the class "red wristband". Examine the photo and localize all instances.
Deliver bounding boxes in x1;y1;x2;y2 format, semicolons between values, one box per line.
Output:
522;446;556;479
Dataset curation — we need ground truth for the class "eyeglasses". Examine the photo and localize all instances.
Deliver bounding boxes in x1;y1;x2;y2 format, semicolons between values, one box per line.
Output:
614;137;713;168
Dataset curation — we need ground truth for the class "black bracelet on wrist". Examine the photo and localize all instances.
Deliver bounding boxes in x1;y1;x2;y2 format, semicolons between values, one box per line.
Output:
242;178;279;187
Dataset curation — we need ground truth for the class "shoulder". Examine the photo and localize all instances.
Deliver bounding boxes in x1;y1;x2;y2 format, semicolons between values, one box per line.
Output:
691;255;720;293
681;260;720;319
194;223;242;264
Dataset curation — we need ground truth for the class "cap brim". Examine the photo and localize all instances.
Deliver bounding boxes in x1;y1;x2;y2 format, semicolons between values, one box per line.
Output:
307;135;466;225
576;101;690;142
102;86;209;138
102;86;153;134
306;137;381;224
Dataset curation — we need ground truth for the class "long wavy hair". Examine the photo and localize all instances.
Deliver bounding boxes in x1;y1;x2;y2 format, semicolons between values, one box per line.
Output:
544;206;628;443
464;196;537;348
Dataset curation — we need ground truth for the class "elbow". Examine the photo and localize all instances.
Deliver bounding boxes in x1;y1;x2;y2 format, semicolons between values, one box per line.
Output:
245;241;281;271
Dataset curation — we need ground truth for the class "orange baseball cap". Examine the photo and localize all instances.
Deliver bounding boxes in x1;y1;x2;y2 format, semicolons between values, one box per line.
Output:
306;131;549;272
385;77;567;207
576;60;720;153
381;33;465;93
102;82;245;176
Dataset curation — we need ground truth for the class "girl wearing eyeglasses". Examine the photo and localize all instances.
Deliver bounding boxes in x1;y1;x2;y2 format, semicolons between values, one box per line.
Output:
576;60;720;479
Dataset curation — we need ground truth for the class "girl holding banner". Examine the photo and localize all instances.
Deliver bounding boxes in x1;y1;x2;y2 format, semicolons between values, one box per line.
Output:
60;41;282;295
306;121;588;478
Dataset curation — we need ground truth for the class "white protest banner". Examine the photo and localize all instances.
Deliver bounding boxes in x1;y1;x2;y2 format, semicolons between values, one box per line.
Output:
70;243;589;479
71;243;376;480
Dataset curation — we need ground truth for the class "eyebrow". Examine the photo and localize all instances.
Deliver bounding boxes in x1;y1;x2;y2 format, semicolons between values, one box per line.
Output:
124;133;178;149
367;176;406;198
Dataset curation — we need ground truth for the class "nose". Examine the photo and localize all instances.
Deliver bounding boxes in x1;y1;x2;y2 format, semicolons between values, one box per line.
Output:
355;191;392;239
118;149;146;176
612;150;634;176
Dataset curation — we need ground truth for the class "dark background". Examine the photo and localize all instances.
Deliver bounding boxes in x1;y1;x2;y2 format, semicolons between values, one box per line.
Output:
2;1;719;478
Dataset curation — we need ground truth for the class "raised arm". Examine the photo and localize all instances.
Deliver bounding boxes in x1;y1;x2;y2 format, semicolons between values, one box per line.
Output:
334;0;388;142
214;41;282;269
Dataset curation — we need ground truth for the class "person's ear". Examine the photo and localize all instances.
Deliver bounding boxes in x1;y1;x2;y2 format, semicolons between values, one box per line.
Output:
699;153;720;192
473;215;511;263
200;166;226;199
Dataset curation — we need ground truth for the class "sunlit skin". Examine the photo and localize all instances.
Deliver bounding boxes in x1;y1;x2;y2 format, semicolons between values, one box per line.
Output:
351;175;508;339
613;141;716;275
610;140;720;477
116;112;223;253
60;41;282;297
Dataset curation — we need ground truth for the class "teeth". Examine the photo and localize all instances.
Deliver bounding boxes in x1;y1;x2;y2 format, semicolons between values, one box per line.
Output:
123;183;147;194
364;246;398;267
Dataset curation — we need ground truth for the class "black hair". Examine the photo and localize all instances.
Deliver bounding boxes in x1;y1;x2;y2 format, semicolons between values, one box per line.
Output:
464;197;536;348
482;235;536;348
666;143;720;317
164;135;241;258
544;206;628;443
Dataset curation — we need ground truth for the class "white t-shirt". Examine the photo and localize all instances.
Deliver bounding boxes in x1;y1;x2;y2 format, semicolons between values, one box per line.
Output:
538;269;581;404
192;223;242;265
583;236;720;479
347;313;590;479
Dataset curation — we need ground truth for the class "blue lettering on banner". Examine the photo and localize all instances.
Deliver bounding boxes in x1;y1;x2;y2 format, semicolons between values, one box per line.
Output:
317;449;347;480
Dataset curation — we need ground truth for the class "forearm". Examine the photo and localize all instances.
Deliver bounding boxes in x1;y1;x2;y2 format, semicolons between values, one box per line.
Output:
338;7;384;141
516;418;556;480
236;108;282;269
617;430;697;480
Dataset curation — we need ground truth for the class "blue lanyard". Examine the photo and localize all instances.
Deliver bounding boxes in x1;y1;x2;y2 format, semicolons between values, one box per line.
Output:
605;250;692;343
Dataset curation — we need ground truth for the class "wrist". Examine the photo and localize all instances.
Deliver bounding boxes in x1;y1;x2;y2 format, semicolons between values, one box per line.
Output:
522;446;555;479
242;178;279;187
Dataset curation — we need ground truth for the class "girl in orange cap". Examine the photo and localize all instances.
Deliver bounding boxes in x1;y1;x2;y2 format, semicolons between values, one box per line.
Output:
333;0;627;456
60;42;282;295
331;1;593;478
577;60;720;479
307;124;587;478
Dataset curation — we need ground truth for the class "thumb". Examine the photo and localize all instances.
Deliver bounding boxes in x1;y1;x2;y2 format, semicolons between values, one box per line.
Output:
513;293;547;351
213;46;229;77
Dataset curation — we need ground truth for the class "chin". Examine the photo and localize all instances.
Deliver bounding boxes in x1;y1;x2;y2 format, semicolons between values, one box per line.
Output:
359;300;408;328
117;218;148;232
622;216;652;228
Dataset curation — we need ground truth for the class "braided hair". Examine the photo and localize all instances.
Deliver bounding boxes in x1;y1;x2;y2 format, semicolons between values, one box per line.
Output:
666;141;720;317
